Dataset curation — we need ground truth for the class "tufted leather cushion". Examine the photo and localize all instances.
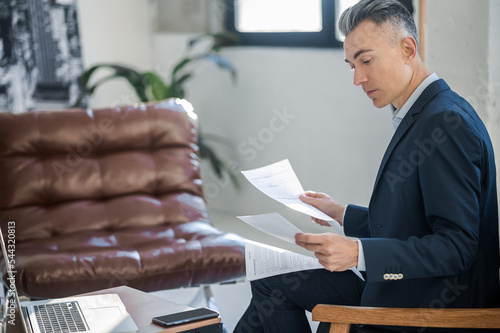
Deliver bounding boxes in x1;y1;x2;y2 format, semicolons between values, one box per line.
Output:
0;99;245;298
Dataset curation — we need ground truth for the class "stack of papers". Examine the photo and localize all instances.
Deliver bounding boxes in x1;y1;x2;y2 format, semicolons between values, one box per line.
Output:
239;159;363;281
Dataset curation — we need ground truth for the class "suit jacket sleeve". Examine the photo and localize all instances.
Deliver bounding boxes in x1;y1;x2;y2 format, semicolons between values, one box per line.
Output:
344;204;370;238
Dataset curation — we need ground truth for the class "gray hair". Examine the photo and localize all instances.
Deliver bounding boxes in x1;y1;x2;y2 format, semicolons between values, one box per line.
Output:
338;0;419;52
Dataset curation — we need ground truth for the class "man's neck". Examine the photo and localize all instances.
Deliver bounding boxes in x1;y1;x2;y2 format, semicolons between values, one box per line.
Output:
393;61;431;110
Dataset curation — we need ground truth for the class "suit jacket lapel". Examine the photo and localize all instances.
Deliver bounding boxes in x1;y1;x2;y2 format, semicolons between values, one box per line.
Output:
372;79;451;192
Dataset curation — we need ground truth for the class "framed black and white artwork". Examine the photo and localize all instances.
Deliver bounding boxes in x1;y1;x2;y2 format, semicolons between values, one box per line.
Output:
0;0;83;113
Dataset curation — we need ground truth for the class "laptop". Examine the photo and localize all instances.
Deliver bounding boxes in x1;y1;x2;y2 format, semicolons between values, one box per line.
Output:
0;228;138;333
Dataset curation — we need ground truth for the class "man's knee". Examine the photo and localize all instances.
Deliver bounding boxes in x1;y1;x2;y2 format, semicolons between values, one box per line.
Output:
234;310;262;333
251;278;287;306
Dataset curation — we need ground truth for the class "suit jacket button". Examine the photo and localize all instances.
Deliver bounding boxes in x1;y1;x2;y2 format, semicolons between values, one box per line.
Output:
383;274;389;280
398;274;403;279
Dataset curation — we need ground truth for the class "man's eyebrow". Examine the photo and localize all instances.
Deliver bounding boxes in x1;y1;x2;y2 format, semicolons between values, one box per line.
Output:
344;49;374;63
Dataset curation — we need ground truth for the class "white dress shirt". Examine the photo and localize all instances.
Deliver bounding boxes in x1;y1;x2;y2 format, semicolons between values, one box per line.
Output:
352;73;440;271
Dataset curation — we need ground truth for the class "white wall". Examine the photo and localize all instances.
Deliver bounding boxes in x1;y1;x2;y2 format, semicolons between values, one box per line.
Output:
426;0;490;120
76;0;153;107
426;0;500;221
488;0;500;191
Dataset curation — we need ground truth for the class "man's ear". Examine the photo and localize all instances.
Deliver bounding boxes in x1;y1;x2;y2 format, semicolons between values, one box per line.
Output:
402;36;418;63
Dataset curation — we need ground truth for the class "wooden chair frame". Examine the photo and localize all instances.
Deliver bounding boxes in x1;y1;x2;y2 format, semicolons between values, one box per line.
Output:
312;304;500;332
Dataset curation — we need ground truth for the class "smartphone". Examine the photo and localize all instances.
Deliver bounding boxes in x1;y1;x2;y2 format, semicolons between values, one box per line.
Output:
152;307;219;327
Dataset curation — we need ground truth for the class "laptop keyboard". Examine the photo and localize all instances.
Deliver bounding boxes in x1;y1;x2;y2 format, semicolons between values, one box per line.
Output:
33;302;88;333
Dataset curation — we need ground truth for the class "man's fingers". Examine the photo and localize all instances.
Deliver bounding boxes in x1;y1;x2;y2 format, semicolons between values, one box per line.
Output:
296;233;358;272
295;233;333;255
300;191;327;202
312;217;330;226
295;232;324;244
303;190;320;197
296;240;318;251
299;194;316;205
295;233;337;247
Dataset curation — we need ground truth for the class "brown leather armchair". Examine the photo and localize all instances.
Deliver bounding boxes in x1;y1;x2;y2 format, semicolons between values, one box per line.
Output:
0;99;245;299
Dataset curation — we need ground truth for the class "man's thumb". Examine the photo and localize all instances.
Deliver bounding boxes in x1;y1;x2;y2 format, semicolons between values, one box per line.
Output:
300;192;316;203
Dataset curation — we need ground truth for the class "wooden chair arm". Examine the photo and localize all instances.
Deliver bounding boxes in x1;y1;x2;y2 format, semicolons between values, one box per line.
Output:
312;304;500;332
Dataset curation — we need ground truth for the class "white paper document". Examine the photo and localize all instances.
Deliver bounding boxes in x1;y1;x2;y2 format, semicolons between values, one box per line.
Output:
238;213;364;280
241;159;339;225
238;213;303;244
245;240;323;281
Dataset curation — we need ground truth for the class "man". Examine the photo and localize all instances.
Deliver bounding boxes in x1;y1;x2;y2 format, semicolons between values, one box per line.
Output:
233;0;500;332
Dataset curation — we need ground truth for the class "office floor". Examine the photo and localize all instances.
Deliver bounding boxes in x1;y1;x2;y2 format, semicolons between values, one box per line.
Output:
150;209;320;332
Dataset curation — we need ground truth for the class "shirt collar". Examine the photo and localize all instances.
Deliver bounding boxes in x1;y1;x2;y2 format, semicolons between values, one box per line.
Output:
392;73;439;130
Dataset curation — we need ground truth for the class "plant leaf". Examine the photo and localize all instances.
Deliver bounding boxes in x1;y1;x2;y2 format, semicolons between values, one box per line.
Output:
77;64;150;103
199;53;237;82
171;58;193;84
172;73;192;88
86;73;123;94
198;131;240;189
187;34;206;50
80;64;106;88
170;73;192;98
143;71;169;100
219;160;240;190
187;32;238;58
108;65;149;102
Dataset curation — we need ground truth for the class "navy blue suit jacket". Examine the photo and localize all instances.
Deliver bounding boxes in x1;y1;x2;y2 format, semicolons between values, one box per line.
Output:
344;79;500;309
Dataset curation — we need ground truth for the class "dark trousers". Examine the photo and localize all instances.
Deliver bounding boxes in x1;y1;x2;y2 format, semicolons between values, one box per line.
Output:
233;269;366;333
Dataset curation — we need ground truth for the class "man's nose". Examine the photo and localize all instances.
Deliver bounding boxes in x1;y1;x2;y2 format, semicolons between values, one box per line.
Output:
353;68;367;86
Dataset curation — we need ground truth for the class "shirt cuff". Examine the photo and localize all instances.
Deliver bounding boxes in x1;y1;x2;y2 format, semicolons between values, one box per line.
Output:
343;205;365;271
342;204;349;226
357;239;366;271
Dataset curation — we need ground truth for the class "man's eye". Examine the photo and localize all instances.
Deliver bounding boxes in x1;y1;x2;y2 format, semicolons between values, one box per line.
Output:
363;59;371;64
350;66;355;72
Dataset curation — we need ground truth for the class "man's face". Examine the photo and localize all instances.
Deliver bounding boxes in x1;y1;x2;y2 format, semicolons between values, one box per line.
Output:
344;20;410;109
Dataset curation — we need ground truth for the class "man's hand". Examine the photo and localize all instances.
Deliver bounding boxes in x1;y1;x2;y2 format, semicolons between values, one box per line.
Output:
299;191;346;226
295;233;358;272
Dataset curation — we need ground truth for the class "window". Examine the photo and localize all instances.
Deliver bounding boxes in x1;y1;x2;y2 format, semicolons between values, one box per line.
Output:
225;0;360;48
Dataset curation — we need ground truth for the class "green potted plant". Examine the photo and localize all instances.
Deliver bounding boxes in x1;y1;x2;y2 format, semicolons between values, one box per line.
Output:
73;32;239;188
